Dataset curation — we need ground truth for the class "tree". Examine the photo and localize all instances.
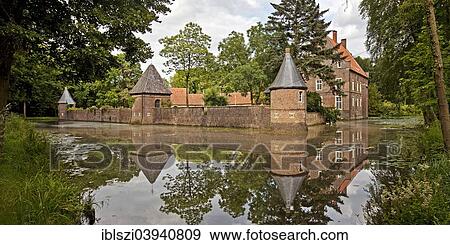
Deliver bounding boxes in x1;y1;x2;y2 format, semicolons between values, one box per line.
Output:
360;0;450;152
248;22;280;81
0;0;173;150
9;51;63;117
218;31;250;71
224;61;267;104
425;0;450;152
160;23;212;107
266;0;339;91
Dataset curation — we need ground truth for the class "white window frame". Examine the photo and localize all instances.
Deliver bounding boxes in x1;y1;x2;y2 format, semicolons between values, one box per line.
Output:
352;81;355;91
316;79;323;91
320;96;324;106
337;60;342;68
335;96;343;110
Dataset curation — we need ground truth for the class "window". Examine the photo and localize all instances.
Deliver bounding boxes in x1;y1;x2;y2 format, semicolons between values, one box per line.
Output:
335;78;343;91
337;61;342;68
335;131;343;145
316;149;323;161
320;96;324;106
316;79;323;91
335;96;342;110
352;81;355;91
352;97;355;107
155;99;161;108
299;91;303;102
335;151;343;162
359;83;362;92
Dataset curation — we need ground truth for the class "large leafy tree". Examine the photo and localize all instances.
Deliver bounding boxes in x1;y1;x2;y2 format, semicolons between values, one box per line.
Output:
72;54;141;109
0;0;173;149
159;22;212;107
266;0;339;90
218;31;250;72
360;0;450;151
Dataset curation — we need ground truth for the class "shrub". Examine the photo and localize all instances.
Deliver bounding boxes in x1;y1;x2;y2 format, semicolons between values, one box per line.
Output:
203;88;228;107
307;92;340;123
307;92;322;112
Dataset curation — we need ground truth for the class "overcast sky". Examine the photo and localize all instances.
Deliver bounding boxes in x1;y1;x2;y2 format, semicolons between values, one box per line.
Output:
139;0;368;76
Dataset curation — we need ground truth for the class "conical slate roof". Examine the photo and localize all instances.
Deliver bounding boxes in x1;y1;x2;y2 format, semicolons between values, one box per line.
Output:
58;87;76;105
267;48;308;91
130;65;172;95
272;174;307;210
135;153;175;184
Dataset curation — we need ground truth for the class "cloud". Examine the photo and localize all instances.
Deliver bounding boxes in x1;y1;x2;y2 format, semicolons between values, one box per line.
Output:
140;0;368;76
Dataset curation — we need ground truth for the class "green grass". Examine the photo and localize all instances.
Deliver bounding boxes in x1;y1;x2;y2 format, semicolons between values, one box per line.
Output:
0;116;88;224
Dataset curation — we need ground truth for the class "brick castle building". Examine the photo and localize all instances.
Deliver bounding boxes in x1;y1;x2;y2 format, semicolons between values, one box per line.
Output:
307;31;369;120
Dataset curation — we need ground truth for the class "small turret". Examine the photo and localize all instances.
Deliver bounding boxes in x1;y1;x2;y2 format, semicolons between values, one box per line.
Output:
267;48;308;129
57;87;76;120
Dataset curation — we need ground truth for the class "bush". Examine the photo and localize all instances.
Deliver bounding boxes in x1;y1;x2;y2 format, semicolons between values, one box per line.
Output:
307;92;340;124
203;88;228;107
307;92;322;113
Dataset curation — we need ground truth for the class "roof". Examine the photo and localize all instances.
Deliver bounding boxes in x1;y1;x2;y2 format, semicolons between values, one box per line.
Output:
327;37;369;78
130;65;172;95
58;87;76;105
267;48;308;92
272;174;307;210
227;93;252;106
170;88;205;107
134;153;175;184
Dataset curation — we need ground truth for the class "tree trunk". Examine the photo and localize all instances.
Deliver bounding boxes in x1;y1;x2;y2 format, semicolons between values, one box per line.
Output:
185;71;190;108
23;101;27;118
426;0;450;153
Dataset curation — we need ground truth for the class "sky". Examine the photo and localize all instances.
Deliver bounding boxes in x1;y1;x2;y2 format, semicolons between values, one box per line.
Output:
139;0;368;76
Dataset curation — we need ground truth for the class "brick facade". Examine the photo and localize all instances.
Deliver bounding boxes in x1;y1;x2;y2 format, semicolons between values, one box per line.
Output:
307;32;369;120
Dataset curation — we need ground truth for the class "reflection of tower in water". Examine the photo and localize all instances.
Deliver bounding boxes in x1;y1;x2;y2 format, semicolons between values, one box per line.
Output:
270;138;308;211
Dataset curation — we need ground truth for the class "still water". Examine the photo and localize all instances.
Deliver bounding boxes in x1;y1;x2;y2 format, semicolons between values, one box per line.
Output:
37;119;416;225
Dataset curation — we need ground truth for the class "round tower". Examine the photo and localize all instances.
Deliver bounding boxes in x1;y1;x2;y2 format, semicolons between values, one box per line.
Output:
267;48;308;129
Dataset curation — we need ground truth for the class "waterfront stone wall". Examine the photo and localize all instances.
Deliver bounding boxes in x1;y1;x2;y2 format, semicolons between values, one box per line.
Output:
65;106;325;129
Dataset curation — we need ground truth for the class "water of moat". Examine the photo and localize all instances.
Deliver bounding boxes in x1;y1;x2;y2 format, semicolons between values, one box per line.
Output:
36;118;419;225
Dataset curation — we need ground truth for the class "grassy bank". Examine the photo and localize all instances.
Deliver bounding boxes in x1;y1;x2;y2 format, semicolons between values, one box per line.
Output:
365;123;450;224
0;116;89;224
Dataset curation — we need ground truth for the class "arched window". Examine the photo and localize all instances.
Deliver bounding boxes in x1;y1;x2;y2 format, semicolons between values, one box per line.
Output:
155;99;161;108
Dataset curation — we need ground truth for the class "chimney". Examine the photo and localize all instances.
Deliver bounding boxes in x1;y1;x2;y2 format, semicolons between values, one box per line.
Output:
341;38;347;49
332;31;337;43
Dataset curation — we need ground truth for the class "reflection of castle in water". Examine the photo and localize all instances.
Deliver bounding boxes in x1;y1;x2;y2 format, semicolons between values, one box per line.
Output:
125;121;369;213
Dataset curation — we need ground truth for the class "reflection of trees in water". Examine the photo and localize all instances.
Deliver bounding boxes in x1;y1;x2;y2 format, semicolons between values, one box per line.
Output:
159;161;222;225
218;171;268;218
160;162;346;224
